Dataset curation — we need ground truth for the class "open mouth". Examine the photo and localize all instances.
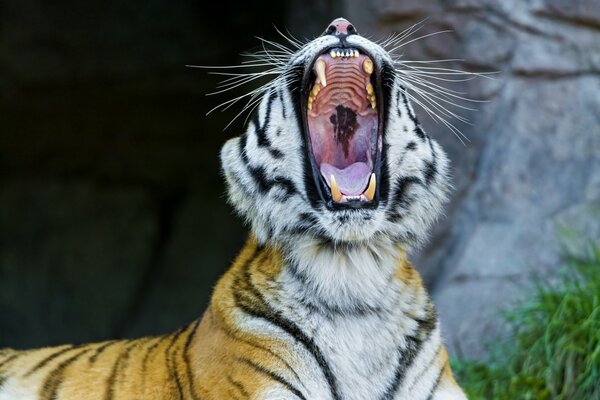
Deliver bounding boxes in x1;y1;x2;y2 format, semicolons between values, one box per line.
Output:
303;47;383;208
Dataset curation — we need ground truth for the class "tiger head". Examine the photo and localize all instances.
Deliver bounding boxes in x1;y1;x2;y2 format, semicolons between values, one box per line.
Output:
220;18;450;249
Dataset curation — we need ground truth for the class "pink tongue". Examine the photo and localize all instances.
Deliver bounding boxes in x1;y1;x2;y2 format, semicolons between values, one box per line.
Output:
321;162;371;196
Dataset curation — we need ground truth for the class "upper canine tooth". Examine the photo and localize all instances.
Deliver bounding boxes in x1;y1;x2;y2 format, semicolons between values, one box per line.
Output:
363;58;374;74
364;173;376;201
315;59;327;87
330;175;343;202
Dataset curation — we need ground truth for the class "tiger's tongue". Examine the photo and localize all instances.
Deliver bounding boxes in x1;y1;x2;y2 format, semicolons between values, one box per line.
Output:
321;162;371;195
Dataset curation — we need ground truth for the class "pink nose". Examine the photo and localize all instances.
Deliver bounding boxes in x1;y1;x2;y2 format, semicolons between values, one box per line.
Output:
326;18;357;36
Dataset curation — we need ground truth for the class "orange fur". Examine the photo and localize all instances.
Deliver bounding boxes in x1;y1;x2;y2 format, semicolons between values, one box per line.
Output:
0;237;460;399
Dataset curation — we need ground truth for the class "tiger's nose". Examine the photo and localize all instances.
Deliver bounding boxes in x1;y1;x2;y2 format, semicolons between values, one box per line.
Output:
325;18;357;36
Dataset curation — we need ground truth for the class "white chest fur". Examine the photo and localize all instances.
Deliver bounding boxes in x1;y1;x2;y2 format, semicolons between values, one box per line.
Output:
267;238;442;400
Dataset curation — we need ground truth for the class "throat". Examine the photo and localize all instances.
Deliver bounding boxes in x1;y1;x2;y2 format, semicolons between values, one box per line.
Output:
280;237;406;314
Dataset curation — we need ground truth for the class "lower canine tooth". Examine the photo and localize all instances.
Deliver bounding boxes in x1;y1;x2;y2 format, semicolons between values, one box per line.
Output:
366;83;374;95
330;175;343;202
364;173;376;201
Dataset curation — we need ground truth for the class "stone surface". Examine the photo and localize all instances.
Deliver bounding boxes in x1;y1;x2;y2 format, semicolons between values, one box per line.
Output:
343;0;600;359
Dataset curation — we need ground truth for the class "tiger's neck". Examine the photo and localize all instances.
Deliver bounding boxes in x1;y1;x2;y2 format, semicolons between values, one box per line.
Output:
280;235;411;314
232;234;414;316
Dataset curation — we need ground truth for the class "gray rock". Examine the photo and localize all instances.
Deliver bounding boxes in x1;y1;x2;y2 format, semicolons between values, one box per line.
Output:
343;0;600;359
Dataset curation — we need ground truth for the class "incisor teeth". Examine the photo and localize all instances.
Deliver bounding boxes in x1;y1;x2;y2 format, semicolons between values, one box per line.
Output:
330;175;342;202
364;173;376;201
363;58;373;74
315;59;327;87
336;51;342;57
330;50;337;58
354;50;360;57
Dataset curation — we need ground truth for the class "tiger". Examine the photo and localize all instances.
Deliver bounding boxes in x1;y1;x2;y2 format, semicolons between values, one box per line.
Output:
0;18;467;400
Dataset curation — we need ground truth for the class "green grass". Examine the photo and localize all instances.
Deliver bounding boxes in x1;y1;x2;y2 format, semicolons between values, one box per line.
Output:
451;243;600;400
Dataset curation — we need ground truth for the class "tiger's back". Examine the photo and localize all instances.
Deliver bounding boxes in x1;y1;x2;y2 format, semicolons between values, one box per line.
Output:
0;325;201;400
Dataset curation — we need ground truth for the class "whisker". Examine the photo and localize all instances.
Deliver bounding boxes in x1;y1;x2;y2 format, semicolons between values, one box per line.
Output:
387;30;453;54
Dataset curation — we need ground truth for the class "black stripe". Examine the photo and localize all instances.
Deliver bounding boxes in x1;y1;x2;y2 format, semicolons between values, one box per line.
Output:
239;132;250;165
424;139;438;185
0;375;6;390
399;88;426;140
40;348;91;400
378;142;391;207
387;176;423;222
89;341;118;364
24;346;76;377
285;213;328;238
406;141;417;151
218;317;304;386
233;247;341;400
140;335;169;393
227;375;250;398
0;354;19;370
251;90;284;159
103;341;138;400
405;344;442;394
165;327;187;400
279;87;287;119
227;389;243;400
238;130;298;198
380;307;438;400
142;335;170;375
247;164;298;197
239;358;307;400
395;90;403;118
168;348;185;400
425;365;444;400
183;319;202;400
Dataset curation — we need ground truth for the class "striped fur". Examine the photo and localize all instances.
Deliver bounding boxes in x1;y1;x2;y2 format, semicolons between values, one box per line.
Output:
0;23;466;399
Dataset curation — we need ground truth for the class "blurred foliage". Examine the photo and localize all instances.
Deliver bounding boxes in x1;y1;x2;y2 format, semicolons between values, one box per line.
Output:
452;241;600;399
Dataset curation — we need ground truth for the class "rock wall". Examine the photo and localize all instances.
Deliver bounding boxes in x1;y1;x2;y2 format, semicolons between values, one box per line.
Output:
343;0;600;359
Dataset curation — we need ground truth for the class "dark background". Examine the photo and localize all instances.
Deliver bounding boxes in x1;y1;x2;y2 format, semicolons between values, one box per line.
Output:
0;0;341;347
2;0;599;361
